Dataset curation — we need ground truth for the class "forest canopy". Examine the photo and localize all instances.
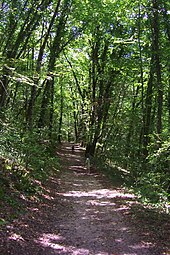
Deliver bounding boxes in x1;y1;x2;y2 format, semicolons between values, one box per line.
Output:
0;0;170;205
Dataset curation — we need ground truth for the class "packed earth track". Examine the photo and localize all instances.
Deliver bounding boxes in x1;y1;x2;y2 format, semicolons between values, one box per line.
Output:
0;143;170;255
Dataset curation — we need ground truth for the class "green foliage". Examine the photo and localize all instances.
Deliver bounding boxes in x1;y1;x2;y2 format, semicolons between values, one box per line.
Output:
95;155;127;187
124;140;170;208
20;130;60;177
134;171;169;205
0;122;60;196
148;140;170;175
0;218;7;226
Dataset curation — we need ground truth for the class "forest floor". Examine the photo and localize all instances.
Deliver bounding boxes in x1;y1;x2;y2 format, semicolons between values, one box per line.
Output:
0;143;170;255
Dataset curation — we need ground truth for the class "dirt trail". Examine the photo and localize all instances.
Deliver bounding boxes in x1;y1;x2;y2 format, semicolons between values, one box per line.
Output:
0;143;170;255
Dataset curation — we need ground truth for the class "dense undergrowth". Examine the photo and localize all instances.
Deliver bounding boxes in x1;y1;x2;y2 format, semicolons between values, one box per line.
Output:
96;142;170;213
0;121;60;204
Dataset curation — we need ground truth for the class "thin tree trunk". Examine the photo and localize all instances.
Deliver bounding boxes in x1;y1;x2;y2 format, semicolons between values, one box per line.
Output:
142;65;154;156
49;77;54;139
58;82;63;143
152;0;163;137
0;66;9;110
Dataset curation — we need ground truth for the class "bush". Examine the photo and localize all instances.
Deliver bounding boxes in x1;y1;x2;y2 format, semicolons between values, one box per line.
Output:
134;140;170;207
135;171;169;204
0;124;60;196
148;140;170;175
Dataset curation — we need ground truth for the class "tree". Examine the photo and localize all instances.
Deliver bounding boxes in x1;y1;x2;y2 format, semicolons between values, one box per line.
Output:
0;0;52;110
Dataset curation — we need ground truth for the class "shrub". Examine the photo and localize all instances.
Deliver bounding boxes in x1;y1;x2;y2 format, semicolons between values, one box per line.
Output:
0;124;60;196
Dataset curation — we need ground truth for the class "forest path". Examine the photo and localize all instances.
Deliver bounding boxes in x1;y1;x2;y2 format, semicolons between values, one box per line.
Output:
0;143;170;255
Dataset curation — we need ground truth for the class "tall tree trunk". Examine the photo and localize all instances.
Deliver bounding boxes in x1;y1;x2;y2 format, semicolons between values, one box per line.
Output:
142;64;154;157
38;78;52;128
58;82;63;143
168;83;170;132
152;0;163;137
0;66;10;110
138;2;145;149
49;77;54;139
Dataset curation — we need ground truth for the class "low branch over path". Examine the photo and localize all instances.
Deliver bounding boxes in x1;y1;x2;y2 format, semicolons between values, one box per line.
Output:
0;143;170;254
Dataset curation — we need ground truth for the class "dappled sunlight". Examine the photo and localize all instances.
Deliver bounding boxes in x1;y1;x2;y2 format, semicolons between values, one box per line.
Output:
36;233;65;249
69;165;86;171
129;242;155;249
57;151;82;161
29;207;39;212
113;206;130;212
35;233;91;254
41;193;54;200
34;234;105;255
56;185;139;225
35;232;143;255
9;233;25;242
86;200;116;207
58;188;136;200
33;228;157;255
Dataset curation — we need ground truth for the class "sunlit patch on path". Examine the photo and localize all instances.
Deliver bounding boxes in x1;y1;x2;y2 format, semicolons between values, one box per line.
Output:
58;188;135;199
